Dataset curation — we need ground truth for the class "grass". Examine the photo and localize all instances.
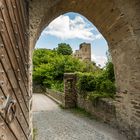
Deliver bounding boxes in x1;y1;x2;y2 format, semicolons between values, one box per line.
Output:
70;107;92;118
71;107;102;122
59;104;65;109
33;128;38;140
60;106;100;121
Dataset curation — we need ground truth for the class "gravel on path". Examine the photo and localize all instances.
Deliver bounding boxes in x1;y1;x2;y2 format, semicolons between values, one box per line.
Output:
33;94;127;140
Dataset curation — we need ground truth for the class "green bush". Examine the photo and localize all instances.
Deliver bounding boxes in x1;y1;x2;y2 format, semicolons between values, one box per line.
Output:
51;81;64;92
77;72;115;94
100;79;116;93
33;47;116;100
33;48;88;91
104;62;115;82
87;91;115;103
56;43;73;55
94;73;106;91
76;72;96;93
76;64;116;101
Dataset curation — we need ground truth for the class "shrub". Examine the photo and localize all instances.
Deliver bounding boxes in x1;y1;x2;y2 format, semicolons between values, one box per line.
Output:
56;43;73;55
87;91;115;103
76;72;96;93
104;62;115;82
33;49;88;90
51;81;64;92
100;79;116;93
76;69;116;100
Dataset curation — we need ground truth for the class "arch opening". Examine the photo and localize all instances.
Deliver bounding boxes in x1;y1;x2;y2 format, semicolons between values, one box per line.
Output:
29;1;140;139
35;12;109;67
32;12;119;139
32;12;114;99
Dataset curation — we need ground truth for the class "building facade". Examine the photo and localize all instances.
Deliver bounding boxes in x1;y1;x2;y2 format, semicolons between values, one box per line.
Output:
73;43;91;61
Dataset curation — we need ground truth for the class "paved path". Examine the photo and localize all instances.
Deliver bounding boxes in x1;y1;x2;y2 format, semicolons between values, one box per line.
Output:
33;94;127;140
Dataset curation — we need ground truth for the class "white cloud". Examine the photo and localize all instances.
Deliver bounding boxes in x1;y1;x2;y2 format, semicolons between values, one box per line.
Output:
91;54;107;68
43;15;103;41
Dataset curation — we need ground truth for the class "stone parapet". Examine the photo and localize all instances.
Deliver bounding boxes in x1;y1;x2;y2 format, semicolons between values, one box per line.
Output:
45;88;65;106
77;95;117;127
64;73;77;108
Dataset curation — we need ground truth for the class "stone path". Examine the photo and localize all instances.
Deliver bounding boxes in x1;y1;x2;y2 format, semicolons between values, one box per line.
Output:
33;94;127;140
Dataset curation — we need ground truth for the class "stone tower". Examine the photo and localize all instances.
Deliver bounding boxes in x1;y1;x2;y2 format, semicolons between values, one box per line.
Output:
74;43;91;61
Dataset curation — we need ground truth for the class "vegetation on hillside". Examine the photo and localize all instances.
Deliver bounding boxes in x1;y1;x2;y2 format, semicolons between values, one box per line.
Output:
33;46;95;92
56;43;73;55
33;43;116;101
76;61;115;102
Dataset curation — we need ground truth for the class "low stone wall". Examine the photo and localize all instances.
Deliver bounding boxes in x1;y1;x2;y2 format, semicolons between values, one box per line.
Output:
77;95;117;127
45;88;117;127
33;84;46;93
44;88;137;139
45;88;65;105
45;88;117;126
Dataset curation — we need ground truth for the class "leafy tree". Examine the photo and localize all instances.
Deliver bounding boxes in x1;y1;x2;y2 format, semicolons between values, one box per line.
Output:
33;47;115;96
104;62;115;82
56;43;73;55
76;57;116;101
33;48;88;91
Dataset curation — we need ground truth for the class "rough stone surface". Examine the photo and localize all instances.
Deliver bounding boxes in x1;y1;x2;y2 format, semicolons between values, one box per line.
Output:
33;94;127;140
73;42;91;61
46;88;65;105
29;0;140;139
64;73;77;108
44;89;117;126
77;95;117;127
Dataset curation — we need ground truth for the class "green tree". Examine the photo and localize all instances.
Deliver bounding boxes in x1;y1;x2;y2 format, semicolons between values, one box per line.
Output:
56;43;73;55
104;62;115;82
33;48;115;94
33;48;87;91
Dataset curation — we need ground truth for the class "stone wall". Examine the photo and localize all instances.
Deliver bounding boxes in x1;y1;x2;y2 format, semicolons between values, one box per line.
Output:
29;1;140;140
42;73;77;108
45;88;118;132
45;88;139;140
45;88;65;106
33;84;45;93
73;42;91;61
64;73;77;108
45;84;139;140
77;94;140;140
45;89;117;127
77;95;117;127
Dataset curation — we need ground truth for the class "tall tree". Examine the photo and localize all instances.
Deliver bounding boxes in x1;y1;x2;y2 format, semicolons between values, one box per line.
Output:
57;43;73;55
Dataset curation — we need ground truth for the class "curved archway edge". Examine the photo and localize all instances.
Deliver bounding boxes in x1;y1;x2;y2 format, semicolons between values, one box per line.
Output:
29;0;140;139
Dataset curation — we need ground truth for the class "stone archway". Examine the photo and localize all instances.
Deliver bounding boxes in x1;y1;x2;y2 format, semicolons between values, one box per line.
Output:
29;0;140;139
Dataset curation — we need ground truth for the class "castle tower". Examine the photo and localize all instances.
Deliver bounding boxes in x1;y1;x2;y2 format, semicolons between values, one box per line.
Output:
79;43;91;61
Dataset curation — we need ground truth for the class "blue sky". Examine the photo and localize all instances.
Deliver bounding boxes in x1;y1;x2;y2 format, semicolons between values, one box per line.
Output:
35;12;108;67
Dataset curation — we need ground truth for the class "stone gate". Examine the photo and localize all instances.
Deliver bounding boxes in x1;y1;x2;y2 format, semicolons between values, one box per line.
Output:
0;0;140;140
